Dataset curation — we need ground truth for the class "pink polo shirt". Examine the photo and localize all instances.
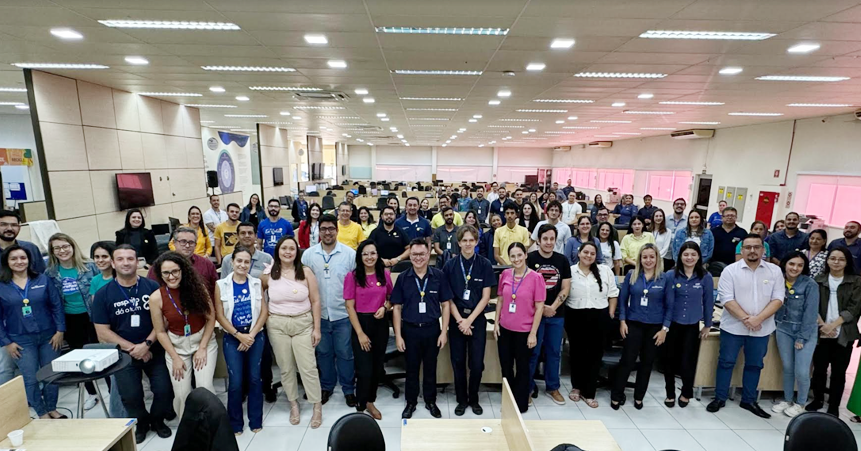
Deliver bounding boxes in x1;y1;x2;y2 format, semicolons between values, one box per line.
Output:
498;269;546;332
343;270;393;313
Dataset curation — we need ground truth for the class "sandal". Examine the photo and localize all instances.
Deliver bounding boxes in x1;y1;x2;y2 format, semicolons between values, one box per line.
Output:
851;416;861;424
665;398;676;408
310;403;323;429
569;389;581;402
289;402;300;426
366;403;382;420
252;428;262;433
584;398;599;409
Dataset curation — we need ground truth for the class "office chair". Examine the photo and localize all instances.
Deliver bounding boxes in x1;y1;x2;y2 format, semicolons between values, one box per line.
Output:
307;191;320;197
328;412;385;451
279;196;288;206
784;412;856;451
332;185;344;190
401;191;407;198
172;388;239;451
322;195;336;211
578;201;588;212
376;197;389;210
358;185;367;195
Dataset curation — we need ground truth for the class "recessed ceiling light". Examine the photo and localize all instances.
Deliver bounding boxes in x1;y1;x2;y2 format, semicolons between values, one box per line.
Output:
555;120;565;124
202;66;295;72
14;105;29;110
354;88;368;95
209;86;226;93
400;97;462;101
638;93;654;99
528;128;536;132
225;114;268;118
786;103;853;107
544;131;577;134
0;87;26;92
788;43;820;54
488;100;501;105
469;119;477;122
406;108;458;111
533;99;594;103
719;67;743;75
363;97;375;103
409;117;448;121
562;126;599;129
679;121;721;125
526;63;546;71
12;63;108;69
728;112;783;116
327;60;347;68
567;116;578;120
516;109;567;113
137;92;202;97
376;113;387;117
624;111;675;115
396;134;404;139
235;96;249;101
442;143;448;146
590;120;632;123
550;38;575;49
375;27;508;35
293;106;345;110
640;127;677;130
497;90;511;97
249;86;322;91
639;30;775;40
99;20;240;30
381;117;390;121
304;34;328;44
756;75;849;82
498;118;541;122
659;101;725;105
200;120;215;123
612;102;626;107
50;28;84;40
392;69;482;75
575;72;666;79
522;131;529;134
183;104;237;108
473;114;482;119
124;56;149;65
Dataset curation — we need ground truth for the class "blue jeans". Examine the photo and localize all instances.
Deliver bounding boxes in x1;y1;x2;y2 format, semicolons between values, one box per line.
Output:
776;330;816;404
529;316;564;392
316;317;355;394
715;330;769;404
10;330;60;416
0;341;17;384
224;331;264;433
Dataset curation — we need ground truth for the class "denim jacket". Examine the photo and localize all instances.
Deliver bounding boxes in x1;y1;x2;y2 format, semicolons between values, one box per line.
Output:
45;261;100;316
775;275;819;345
672;228;714;262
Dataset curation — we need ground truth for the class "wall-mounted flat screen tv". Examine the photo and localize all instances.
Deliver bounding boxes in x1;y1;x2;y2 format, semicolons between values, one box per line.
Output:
273;167;284;186
116;173;155;210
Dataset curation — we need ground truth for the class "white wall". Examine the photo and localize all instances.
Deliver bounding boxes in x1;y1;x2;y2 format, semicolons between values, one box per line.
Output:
0;114;45;203
348;145;372;179
258;124;295;199
375;146;432;165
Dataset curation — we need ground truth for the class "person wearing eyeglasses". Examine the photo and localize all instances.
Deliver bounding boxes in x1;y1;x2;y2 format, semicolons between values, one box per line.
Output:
148;252;217;419
168;206;212;257
150;227;218;298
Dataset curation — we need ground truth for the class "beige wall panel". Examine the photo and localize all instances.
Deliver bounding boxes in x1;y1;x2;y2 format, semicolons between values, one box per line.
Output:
49;171;95;220
137;96;164;135
145;203;175;226
164;135;186;169
89;170;121;215
77;81;116;129
40;122;88;171
149;170;172;206
112;89;140;132
57;216;100;253
180;107;201;139
171;197;210;222
161;101;183;137
185;138;204;169
168;168;206;203
261;165;274;188
222;191;244;207
83;126;122;170
117;130;145;170
32;71;81;126
96;211;126;241
141;133;169;169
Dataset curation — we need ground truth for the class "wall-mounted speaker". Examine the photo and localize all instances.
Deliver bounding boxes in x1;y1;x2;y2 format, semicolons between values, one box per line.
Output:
206;170;218;188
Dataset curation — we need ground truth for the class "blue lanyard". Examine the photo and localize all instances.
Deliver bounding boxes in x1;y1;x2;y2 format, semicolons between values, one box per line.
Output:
13;279;30;304
459;255;475;285
511;269;528;302
115;278;139;302
165;287;189;326
322;250;335;268
414;275;429;302
640;274;656;295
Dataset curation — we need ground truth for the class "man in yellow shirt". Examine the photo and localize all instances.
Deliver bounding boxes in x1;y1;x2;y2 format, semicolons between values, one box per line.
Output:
430;195;464;229
336;202;363;250
493;204;531;265
214;202;241;264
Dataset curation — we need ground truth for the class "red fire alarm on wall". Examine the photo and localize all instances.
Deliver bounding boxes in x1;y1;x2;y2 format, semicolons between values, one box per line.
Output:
774;169;780;178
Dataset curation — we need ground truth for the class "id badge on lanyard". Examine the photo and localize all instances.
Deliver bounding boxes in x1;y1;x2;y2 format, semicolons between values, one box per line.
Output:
415;276;429;314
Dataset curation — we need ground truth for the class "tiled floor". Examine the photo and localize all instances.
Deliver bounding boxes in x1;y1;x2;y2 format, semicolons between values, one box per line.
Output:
47;348;861;451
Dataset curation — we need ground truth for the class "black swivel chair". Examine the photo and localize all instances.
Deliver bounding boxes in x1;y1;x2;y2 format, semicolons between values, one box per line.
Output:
358;185;367;195
279;196;288;206
322;195;336;211
171;388;240;451
307;191;320;197
784;412;857;451
328;413;385;451
376;197;389;210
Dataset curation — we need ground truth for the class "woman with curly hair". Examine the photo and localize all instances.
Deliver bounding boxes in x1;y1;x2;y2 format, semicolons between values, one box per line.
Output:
148;251;217;418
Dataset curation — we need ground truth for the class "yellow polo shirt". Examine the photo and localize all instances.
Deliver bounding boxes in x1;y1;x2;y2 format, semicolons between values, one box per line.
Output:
493;224;531;265
337;221;364;250
430;211;463;229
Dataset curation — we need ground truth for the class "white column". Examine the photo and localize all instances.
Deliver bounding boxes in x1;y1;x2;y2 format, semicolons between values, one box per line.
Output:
431;146;438;176
492;147;499;182
370;145;377;180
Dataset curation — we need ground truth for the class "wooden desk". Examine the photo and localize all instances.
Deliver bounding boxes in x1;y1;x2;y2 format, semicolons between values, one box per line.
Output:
436;311;502;384
694;330;784;397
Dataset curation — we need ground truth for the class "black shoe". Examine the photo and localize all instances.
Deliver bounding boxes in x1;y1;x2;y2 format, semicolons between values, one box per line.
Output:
455;403;467;416
827;407;840;417
611;401;621;411
321;390;332;405
345;394;357;408
152;421;172;439
135;427;148;444
740;402;771;419
678;398;689;408
531;385;538;399
664;398;675;408
470;403;483;415
706;399;725;413
402;403;417;419
164;409;177;421
264;387;277;403
806;400;824;411
634;400;644;410
425;402;442;418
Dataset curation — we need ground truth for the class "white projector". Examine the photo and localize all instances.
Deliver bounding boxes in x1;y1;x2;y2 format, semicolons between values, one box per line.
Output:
52;349;119;373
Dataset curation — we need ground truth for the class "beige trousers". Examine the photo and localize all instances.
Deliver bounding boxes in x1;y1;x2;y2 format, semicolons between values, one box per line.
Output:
267;311;322;403
164;329;218;418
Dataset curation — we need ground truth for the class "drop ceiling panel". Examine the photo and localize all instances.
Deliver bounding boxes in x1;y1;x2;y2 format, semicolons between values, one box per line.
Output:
366;0;527;18
510;17;660;38
672;0;860;22
521;0;694;19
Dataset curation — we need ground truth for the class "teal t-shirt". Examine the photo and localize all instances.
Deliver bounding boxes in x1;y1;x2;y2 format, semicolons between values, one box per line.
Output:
59;266;86;314
89;275;112;297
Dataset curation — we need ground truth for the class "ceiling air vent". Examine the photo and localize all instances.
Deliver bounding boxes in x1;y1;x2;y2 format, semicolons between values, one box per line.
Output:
588;141;613;148
670;129;715;139
292;91;350;102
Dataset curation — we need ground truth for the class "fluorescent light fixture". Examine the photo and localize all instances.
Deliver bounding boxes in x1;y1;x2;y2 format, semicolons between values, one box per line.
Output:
124;56;149;65
575;72;666;79
206;125;240;129
406;108;458;111
516;109;567;113
442;143;448;147
327;60;347;68
719;67;743;75
728;112;783;116
787;103;853;107
544;131;578;134
99;20;240;30
356;139;364;142
50;28;83;40
202;66;294;72
555;120;565;124
304;34;328;44
293;106;345;110
224;114;267;118
137;92;202;97
292;116;302;120
638;93;654;99
612;102;626;107
235;96;249;101
528;128;536;132
533;99;594;103
14;105;29;110
375;27;508;35
488;100;501;105
526;63;546;71
249;86;322;91
258;122;292;125
209;86;225;93
409;118;449;121
363;97;375;103
788;43;820;54
679;121;720;125
317;116;361;119
497;90;511;97
640;127;677;130
756;75;849;82
400;97;462;101
354;88;368;95
392;69;482;75
659;101;725;105
498;118;541;122
469;119;477;122
562;126;599;129
396;134;404;139
550;38;575;49
12;63;108;69
589;120;631;123
623;110;675;115
639;30;775;40
381;117;390;121
473;114;482;119
478;144;484;147
567;116;578;120
522;131;529;134
376;113;387;117
183;104;237;108
200;120;215;123
0;87;27;92
488;125;523;128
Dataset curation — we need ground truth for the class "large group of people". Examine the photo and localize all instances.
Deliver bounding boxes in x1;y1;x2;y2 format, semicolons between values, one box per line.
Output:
0;180;860;444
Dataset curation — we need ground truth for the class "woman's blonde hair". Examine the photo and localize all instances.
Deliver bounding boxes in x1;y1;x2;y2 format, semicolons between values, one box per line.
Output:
629;243;663;283
47;232;90;272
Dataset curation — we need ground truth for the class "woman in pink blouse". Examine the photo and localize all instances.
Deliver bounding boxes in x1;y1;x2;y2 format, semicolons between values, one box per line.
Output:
494;242;545;413
262;236;323;428
345;240;393;419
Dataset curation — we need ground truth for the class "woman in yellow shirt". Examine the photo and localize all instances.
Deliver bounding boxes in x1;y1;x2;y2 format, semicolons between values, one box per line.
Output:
620;216;655;274
358;207;377;240
169;206;212;256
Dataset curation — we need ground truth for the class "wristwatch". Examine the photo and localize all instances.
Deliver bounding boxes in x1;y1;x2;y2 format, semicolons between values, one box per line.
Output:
662;326;670;333
144;339;153;347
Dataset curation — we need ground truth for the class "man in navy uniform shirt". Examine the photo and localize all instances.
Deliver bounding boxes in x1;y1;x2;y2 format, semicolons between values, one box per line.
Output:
395;197;432;244
442;225;495;416
767;212;808;264
392;238;452;419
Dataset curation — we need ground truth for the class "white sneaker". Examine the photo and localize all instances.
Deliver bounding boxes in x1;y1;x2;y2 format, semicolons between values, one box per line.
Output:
772;401;792;414
84;395;98;411
784;404;804;418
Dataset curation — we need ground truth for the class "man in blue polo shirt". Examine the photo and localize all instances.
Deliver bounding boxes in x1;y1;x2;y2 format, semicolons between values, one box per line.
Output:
828;221;860;274
395;197;432;244
257;198;294;257
392;239;452;419
767;212;808;264
468;186;491;223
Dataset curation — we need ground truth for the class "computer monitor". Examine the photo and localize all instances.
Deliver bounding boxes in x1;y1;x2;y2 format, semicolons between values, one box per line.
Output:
350;189;358;195
305;185;317;194
380;190;389;196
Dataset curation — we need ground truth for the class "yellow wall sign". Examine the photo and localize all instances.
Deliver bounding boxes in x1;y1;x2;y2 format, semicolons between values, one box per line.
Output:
0;149;33;166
